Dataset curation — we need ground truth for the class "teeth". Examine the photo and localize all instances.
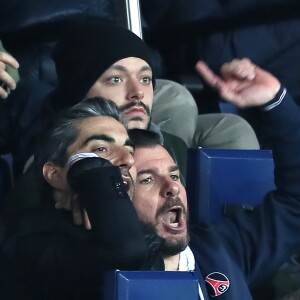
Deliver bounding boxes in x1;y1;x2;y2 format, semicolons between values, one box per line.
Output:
171;222;179;228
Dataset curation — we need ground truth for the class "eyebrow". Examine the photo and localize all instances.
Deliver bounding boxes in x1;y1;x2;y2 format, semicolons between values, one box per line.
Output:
169;165;179;173
83;134;114;145
125;139;135;149
83;134;134;148
109;64;152;73
137;165;179;176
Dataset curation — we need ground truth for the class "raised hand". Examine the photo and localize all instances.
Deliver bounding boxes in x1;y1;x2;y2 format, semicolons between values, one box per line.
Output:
195;58;281;108
0;51;19;99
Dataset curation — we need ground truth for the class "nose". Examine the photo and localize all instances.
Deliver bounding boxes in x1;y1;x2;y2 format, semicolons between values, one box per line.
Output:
160;177;180;198
113;147;134;169
126;79;144;101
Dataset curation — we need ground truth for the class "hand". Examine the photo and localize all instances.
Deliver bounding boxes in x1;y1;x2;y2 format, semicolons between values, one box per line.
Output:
53;190;91;230
0;51;19;99
195;58;281;108
70;194;91;230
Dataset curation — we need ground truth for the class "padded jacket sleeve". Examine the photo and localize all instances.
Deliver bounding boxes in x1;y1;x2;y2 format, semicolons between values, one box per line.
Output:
190;88;300;288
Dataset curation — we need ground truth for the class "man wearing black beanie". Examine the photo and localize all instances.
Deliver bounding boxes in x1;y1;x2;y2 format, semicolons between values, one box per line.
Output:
51;17;156;113
46;16;259;179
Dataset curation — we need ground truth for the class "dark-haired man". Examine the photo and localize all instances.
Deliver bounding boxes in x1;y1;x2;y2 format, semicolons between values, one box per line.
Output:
2;97;156;299
129;58;300;299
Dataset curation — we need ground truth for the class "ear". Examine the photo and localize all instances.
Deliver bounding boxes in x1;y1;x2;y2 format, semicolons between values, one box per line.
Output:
43;162;67;190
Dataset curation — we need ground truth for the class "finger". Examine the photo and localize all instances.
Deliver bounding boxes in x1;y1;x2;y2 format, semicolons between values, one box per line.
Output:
0;86;8;99
82;209;92;230
71;195;83;226
0;52;19;69
195;60;224;88
218;87;247;107
0;61;5;71
217;80;257;108
221;58;256;80
0;70;17;90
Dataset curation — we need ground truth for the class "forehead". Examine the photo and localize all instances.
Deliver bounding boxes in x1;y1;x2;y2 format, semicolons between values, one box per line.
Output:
68;116;128;151
134;145;175;171
106;57;152;73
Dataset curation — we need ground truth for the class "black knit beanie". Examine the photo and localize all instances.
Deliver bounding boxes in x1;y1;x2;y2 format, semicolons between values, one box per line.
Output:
51;17;155;111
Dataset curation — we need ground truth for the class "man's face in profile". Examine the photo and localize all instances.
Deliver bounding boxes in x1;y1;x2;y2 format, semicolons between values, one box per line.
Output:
44;116;137;210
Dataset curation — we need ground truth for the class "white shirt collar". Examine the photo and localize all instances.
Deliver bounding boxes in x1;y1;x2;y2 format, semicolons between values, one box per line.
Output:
178;246;205;300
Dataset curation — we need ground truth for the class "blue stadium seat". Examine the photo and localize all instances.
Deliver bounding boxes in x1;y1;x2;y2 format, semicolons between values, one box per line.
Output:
104;271;199;300
186;148;275;223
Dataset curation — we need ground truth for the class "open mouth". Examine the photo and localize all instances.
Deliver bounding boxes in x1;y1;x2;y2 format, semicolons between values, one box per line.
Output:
121;176;131;192
167;207;181;227
161;206;186;232
120;168;133;193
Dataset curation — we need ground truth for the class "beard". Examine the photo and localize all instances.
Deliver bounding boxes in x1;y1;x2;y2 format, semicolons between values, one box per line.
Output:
141;197;190;257
161;227;190;257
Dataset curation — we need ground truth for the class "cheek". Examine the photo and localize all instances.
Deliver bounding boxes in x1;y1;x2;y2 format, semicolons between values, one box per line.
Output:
86;84;126;106
133;192;156;223
144;88;154;107
180;188;188;209
100;88;126;106
130;167;137;183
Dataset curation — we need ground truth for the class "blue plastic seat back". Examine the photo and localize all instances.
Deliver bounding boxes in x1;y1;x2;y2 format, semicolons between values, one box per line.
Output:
186;148;275;223
104;270;199;300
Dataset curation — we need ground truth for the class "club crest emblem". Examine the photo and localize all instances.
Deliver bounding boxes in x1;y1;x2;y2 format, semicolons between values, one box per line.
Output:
205;272;230;297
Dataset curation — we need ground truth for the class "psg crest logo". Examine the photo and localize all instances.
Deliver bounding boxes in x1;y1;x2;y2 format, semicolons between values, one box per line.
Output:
205;272;230;297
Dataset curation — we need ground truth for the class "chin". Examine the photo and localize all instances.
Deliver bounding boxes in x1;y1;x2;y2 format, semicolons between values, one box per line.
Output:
126;117;149;130
162;234;190;256
128;122;147;130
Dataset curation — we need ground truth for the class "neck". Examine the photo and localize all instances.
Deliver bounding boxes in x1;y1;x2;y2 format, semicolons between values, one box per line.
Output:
163;253;180;271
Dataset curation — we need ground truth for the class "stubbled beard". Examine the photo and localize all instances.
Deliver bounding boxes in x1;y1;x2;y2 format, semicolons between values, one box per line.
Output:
142;221;190;257
141;197;190;257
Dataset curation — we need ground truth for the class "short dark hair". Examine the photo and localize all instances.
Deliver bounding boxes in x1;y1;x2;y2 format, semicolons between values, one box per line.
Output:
35;97;121;176
128;129;186;184
128;129;162;148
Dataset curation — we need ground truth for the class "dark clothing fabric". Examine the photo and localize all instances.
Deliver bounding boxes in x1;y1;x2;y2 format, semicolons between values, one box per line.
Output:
141;0;300;110
0;80;54;176
0;0;123;175
2;159;154;299
188;88;300;299
2;88;300;299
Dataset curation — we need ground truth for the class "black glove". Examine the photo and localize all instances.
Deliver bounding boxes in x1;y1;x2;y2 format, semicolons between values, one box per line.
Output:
67;157;128;233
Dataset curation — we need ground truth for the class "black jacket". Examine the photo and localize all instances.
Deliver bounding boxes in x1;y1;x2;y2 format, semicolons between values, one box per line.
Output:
2;159;155;299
